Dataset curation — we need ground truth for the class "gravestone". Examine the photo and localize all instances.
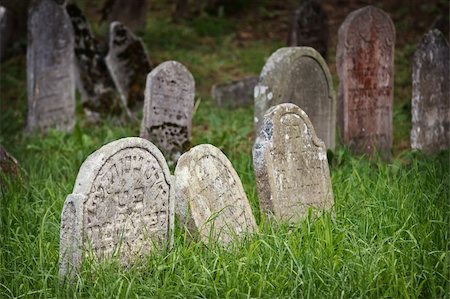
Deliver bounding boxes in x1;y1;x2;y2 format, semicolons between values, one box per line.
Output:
66;3;121;114
411;29;449;153
253;103;333;223
254;47;336;150
175;144;257;244
27;0;75;132
106;21;152;112
336;6;395;159
287;0;328;60
212;76;258;108
140;61;195;162
0;145;19;187
59;137;174;277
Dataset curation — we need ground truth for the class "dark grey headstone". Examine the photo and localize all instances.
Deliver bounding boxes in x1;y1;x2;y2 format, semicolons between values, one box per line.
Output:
287;0;328;60
212;76;258;108
66;3;121;114
106;21;152;112
26;0;75;132
255;47;336;150
411;29;449;153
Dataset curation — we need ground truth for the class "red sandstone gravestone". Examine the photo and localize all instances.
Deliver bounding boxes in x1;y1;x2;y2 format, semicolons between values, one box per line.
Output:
336;6;395;159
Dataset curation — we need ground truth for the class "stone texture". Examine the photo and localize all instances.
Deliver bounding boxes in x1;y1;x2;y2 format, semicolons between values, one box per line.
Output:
66;3;122;114
253;103;333;223
175;144;257;245
211;76;258;108
59;137;174;277
287;0;328;60
26;0;75;132
336;6;395;159
254;47;336;150
140;61;195;162
106;21;152;112
411;29;449;153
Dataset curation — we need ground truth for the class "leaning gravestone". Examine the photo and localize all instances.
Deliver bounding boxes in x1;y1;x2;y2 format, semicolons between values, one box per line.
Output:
287;0;329;60
27;0;75;132
106;21;152;112
336;6;395;159
66;3;121;114
253;103;333;223
254;47;336;150
212;76;258;108
59;137;173;277
140;61;195;162
411;29;449;153
175;144;257;245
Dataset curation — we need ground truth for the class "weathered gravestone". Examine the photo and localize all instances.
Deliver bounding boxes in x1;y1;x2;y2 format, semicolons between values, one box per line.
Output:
336;6;395;159
66;3;121;114
411;29;450;153
140;61;195;162
212;76;258;108
175;144;257;244
254;47;336;150
287;0;329;60
59;137;174;277
253;103;333;223
106;21;152;112
27;0;75;132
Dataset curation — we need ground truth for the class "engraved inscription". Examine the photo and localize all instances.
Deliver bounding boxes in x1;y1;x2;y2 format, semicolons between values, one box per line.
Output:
83;148;170;263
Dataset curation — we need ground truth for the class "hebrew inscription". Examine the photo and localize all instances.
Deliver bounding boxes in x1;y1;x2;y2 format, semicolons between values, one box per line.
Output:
59;138;173;277
336;6;395;159
411;29;449;153
253;103;333;223
140;61;195;161
175;144;257;245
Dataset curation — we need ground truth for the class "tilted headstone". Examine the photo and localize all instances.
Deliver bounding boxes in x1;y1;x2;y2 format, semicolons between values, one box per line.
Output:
336;6;395;159
254;47;336;150
253;103;333;223
27;0;75;132
212;76;258;108
175;144;257;244
59;137;174;277
411;29;449;153
287;0;328;60
140;61;195;162
66;3;121;114
106;21;152;112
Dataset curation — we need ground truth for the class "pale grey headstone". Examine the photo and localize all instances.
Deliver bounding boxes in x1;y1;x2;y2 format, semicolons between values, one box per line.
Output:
106;21;152;112
212;76;258;108
336;6;395;159
140;61;195;162
253;103;333;223
26;0;75;132
254;47;336;150
175;144;257;245
66;3;122;114
411;29;449;153
59;137;174;277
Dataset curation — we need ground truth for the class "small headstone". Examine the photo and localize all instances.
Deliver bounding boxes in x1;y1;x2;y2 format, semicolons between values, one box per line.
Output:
411;29;449;153
140;61;195;162
175;144;257;244
212;76;258;108
66;3;122;114
287;0;329;60
105;21;152;112
27;0;75;132
336;6;395;159
253;103;333;223
59;137;174;277
254;47;336;150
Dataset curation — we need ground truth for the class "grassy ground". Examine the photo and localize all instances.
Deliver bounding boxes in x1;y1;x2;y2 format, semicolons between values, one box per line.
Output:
1;0;449;298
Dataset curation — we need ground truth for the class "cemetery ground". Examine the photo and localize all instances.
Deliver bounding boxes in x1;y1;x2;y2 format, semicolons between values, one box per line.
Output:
1;0;449;297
